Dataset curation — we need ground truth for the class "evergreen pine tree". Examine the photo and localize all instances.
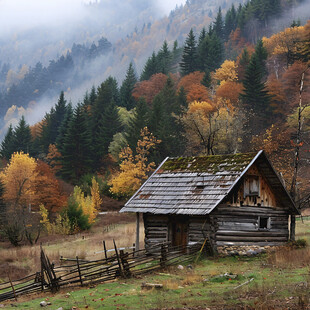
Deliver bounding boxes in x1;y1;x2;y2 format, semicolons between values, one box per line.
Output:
39;91;68;153
202;70;211;88
241;49;272;137
126;98;149;151
12;116;33;155
120;62;138;110
56;103;73;154
180;29;197;76
157;41;172;74
140;52;158;81
100;99;122;156
204;33;224;72
149;78;185;160
89;86;97;105
213;7;224;40
1;124;15;160
60;104;93;182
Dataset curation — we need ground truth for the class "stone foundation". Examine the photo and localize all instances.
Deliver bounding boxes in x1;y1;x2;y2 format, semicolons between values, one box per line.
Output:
217;245;275;256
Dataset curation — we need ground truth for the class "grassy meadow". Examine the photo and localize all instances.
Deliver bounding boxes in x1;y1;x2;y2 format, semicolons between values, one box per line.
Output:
0;216;309;309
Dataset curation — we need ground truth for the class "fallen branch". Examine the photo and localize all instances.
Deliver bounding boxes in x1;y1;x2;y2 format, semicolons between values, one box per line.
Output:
234;277;254;290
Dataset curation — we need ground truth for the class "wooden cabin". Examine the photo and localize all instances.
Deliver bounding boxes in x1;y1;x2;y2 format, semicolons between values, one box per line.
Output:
120;151;299;256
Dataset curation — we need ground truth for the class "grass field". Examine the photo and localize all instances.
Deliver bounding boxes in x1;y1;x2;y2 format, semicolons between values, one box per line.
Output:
0;217;310;309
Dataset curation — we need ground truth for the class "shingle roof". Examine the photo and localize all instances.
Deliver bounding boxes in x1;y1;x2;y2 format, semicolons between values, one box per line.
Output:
120;150;298;215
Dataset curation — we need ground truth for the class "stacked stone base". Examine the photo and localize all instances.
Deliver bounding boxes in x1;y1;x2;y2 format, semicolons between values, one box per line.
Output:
217;245;275;256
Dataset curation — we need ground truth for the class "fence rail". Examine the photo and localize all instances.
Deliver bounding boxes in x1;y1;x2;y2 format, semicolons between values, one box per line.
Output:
0;240;201;302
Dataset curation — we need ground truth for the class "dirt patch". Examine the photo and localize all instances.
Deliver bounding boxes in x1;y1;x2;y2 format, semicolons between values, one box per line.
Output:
0;263;30;281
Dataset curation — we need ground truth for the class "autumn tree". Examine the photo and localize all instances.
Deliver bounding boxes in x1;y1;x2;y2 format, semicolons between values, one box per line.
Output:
180;100;240;155
0;180;6;227
0;152;37;209
263;25;306;67
178;71;209;102
32;161;67;213
214;60;238;83
110;127;160;198
133;73;168;105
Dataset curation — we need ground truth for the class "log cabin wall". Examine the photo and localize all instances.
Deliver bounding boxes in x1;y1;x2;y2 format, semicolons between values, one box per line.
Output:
211;205;289;255
143;214;169;251
188;216;217;245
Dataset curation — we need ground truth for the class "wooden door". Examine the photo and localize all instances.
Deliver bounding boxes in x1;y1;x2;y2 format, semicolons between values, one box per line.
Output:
172;220;188;251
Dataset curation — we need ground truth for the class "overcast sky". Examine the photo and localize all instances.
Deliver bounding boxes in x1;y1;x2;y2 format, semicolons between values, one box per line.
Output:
0;0;186;34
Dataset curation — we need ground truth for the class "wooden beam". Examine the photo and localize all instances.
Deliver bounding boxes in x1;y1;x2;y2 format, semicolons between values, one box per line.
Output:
290;215;296;241
136;212;140;252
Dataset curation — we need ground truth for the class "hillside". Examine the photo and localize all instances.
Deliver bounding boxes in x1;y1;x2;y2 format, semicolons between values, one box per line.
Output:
1;0;308;137
0;0;309;251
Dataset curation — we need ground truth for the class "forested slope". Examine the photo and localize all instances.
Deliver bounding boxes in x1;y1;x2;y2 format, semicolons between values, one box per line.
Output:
0;0;309;240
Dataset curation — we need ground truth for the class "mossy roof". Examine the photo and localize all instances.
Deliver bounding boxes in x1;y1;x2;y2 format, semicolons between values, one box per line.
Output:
160;153;256;174
121;151;298;215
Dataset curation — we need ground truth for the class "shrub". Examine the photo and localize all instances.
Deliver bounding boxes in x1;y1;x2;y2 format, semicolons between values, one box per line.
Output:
65;198;90;233
294;238;308;248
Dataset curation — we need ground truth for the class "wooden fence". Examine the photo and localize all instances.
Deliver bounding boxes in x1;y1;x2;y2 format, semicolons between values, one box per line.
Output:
0;241;201;302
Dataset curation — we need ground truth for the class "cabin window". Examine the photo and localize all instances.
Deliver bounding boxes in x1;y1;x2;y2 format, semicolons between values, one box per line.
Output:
244;176;260;197
258;216;270;230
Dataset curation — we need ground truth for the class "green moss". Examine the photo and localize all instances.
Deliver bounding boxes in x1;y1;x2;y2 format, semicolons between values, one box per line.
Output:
162;153;256;174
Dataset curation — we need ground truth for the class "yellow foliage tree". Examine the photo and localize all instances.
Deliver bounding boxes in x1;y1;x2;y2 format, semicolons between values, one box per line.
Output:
72;186;95;223
110;127;161;197
180;101;241;155
90;177;102;214
262;26;305;66
0;152;37;209
214;60;238;84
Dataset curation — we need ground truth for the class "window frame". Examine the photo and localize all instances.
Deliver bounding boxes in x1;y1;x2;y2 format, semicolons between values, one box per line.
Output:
258;216;271;230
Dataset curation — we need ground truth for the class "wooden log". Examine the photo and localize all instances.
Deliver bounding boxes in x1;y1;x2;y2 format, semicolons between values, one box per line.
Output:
216;235;288;242
141;282;163;289
136;213;140;253
216;230;289;237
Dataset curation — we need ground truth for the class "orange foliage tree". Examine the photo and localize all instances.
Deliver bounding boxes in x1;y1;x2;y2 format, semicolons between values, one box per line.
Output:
215;81;243;107
177;71;209;102
46;144;62;172
32;161;67;213
263;25;305;66
133;73;168;105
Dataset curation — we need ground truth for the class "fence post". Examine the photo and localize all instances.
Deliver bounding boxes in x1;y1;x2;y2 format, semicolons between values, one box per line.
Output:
132;243;135;258
8;273;17;301
103;240;108;261
160;244;167;268
113;239;124;278
76;256;83;286
120;250;131;278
